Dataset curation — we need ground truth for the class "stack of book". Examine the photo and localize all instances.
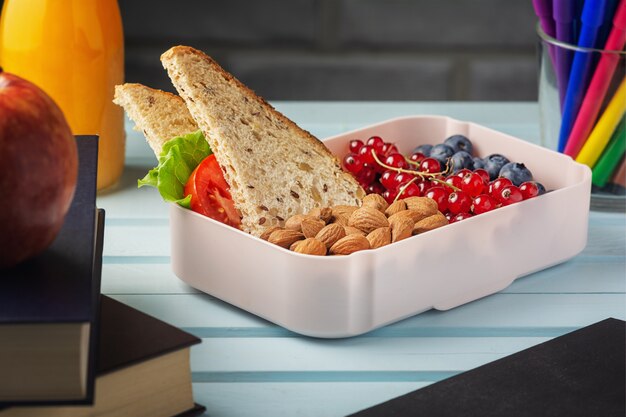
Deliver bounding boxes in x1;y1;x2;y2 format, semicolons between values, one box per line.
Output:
0;136;204;417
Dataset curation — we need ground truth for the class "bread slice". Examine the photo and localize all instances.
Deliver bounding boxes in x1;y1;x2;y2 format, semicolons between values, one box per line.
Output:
113;83;199;157
160;46;364;236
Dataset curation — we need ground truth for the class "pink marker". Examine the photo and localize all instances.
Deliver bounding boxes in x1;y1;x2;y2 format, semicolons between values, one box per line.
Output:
564;0;626;158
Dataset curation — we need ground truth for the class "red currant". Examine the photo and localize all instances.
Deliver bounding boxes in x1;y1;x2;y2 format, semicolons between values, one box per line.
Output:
455;168;472;178
382;189;398;205
394;172;416;188
342;153;363;174
499;185;523;206
461;172;485;197
398;182;420;198
471;194;497;214
409;152;426;164
444;211;454;222
519;181;540;199
473;168;490;185
420;157;441;173
349;139;364;153
357;166;376;187
416;179;431;196
382;143;399;156
448;190;472;214
384;153;409;169
380;170;397;190
452;212;474;223
366;181;385;195
425;186;449;212
444;175;463;190
488;177;513;199
358;145;376;165
366;136;385;155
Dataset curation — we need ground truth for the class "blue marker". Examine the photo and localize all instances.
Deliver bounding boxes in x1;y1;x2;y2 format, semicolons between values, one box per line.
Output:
557;0;609;152
553;0;578;108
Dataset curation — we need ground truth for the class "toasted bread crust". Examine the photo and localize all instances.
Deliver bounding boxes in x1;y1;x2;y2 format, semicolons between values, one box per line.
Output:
113;83;199;157
161;46;364;235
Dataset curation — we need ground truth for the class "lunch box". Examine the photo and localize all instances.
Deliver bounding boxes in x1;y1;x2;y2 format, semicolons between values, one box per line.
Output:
170;116;592;338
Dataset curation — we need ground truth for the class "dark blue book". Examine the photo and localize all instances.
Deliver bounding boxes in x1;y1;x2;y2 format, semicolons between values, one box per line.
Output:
0;136;102;405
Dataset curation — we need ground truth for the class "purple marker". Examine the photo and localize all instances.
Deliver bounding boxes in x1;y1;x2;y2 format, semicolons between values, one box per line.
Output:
533;0;557;37
533;0;559;93
553;0;577;109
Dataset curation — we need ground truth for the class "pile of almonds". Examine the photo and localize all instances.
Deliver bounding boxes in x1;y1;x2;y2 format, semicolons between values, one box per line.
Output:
259;195;449;256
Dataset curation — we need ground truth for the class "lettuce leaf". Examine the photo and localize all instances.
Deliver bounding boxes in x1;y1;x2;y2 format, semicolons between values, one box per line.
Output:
138;130;211;208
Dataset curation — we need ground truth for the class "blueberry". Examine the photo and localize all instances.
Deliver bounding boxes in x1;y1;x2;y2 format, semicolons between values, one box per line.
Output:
449;151;474;173
472;157;485;170
535;182;546;195
499;162;533;186
483;154;510;180
413;144;433;157
444;134;473;154
429;144;455;167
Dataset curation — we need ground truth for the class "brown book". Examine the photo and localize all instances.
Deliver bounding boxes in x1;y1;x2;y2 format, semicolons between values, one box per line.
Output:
0;296;204;417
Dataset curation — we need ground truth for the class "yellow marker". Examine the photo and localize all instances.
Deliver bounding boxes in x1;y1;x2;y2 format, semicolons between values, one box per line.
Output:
576;78;626;168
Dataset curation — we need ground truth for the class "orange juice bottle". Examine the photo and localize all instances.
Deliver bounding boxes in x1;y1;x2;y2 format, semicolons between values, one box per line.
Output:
0;0;125;191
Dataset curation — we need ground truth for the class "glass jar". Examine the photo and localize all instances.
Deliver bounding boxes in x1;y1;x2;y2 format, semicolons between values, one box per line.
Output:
0;0;125;191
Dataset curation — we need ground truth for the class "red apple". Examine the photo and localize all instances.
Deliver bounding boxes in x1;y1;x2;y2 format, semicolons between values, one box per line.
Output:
0;69;78;268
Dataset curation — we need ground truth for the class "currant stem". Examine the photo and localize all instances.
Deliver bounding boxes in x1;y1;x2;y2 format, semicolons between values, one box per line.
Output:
371;150;459;192
371;150;436;177
393;176;419;203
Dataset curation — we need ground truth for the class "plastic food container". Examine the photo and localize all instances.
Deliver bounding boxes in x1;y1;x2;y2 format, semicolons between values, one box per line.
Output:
170;116;592;338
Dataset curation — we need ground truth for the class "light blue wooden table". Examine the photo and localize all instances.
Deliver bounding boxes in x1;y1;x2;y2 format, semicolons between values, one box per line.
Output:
98;102;626;417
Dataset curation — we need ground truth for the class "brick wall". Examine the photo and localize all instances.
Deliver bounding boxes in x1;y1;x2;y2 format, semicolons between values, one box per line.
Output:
0;0;541;101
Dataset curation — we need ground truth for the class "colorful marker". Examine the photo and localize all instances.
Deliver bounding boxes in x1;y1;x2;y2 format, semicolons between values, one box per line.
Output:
553;0;578;108
576;78;626;167
564;0;626;158
591;117;625;187
557;0;609;152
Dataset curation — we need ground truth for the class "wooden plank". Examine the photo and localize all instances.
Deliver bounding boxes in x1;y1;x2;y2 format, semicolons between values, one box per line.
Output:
107;294;626;335
191;382;428;417
188;337;549;372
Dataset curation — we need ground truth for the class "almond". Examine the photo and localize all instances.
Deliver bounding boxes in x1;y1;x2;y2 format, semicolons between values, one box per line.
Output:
362;193;388;213
332;205;358;219
388;209;427;225
384;199;407;217
260;225;282;241
290;238;327;256
367;227;391;249
402;197;439;217
344;226;366;236
315;223;346;248
389;215;414;243
348;206;389;234
329;234;370;255
268;229;304;248
301;217;325;238
330;213;349;226
308;207;333;224
285;214;314;232
413;213;449;235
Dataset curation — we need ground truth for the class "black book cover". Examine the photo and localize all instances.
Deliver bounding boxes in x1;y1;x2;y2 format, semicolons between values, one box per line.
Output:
0;136;102;405
0;296;205;416
96;296;201;375
350;318;626;417
96;296;205;416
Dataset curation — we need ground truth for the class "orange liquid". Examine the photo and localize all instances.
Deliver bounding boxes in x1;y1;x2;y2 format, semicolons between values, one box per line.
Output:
0;0;125;190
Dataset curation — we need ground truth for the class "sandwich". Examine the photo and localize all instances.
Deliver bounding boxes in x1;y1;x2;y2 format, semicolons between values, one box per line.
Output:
114;46;364;236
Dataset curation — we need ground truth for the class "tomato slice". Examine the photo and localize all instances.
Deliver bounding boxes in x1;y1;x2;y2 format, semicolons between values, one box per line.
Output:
184;155;241;228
